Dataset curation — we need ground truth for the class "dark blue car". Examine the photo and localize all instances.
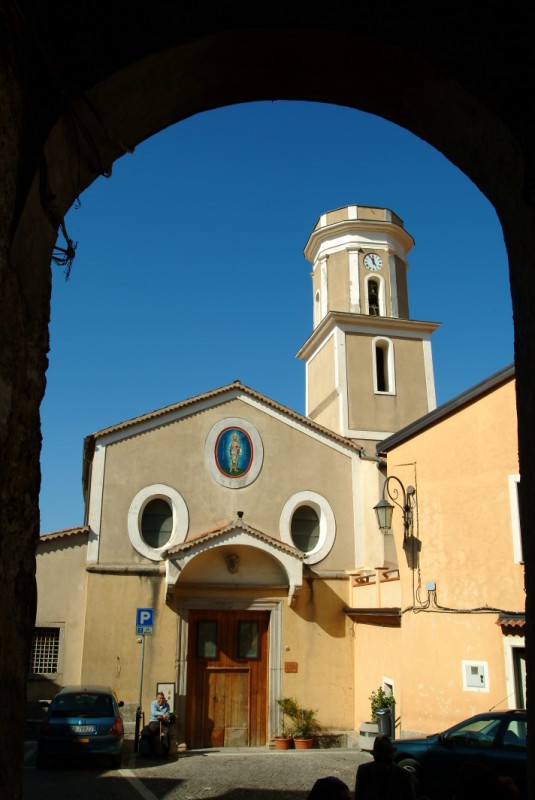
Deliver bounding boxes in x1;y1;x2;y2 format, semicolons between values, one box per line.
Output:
394;709;527;799
37;685;125;769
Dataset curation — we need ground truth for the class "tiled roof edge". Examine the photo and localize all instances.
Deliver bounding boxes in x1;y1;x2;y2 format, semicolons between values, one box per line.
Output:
377;363;515;454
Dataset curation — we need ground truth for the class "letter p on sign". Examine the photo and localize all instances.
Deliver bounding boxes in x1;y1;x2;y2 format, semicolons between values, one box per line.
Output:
136;607;154;634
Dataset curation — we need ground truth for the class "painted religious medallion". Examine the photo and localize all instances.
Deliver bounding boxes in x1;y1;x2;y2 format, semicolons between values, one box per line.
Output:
205;417;264;488
215;427;253;478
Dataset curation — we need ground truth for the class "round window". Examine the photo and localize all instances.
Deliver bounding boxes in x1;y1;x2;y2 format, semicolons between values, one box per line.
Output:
291;505;320;553
128;484;188;560
280;491;336;564
141;498;173;549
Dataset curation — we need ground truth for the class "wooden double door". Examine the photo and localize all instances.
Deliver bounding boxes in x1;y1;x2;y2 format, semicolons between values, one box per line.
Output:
186;609;269;748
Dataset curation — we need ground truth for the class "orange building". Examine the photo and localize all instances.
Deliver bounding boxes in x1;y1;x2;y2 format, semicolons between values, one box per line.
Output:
348;364;524;737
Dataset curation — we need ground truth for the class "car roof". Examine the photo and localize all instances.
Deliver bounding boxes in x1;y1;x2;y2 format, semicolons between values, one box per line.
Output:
394;709;526;743
472;710;526;717
54;685;116;695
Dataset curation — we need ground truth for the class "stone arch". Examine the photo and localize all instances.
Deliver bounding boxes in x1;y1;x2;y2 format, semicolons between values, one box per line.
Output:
2;7;534;797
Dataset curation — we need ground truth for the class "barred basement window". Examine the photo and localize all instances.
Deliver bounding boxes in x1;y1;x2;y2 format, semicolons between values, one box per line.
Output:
30;627;60;674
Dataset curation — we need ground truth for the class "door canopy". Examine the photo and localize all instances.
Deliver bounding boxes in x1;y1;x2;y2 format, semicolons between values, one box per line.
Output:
164;518;304;604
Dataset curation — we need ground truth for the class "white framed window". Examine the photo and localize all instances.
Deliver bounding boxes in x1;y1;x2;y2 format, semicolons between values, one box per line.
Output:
280;491;336;564
509;474;523;564
29;626;64;675
128;484;189;561
503;636;526;709
382;677;395;707
372;336;396;394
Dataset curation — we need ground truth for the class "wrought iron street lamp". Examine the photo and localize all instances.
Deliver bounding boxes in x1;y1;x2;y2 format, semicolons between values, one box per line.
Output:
374;476;416;540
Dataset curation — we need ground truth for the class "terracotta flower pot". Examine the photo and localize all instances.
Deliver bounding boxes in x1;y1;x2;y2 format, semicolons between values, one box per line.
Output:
293;737;313;749
274;736;293;750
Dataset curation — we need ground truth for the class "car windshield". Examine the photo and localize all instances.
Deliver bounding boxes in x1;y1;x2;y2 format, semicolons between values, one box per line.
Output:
446;716;519;748
51;693;113;718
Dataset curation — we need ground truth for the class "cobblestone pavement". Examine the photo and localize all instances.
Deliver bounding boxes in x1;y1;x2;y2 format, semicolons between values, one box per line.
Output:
24;742;372;800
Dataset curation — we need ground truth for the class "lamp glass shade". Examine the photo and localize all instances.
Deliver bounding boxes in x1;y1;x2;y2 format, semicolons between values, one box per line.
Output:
374;497;394;533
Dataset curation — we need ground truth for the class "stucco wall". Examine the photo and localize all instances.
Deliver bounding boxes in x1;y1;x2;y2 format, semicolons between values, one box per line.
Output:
327;251;350;313
76;394;371;733
346;333;430;433
359;375;525;736
306;336;338;428
30;532;89;699
391;378;522;612
96;397;360;573
352;622;402;731
76;572;355;733
280;577;355;731
80;572;176;713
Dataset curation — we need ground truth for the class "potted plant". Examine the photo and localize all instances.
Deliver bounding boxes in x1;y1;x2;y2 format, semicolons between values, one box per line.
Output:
292;706;320;749
359;687;396;751
370;686;395;724
274;698;295;749
276;697;320;749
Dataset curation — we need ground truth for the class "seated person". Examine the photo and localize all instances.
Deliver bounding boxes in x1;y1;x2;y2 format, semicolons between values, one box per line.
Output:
141;692;172;755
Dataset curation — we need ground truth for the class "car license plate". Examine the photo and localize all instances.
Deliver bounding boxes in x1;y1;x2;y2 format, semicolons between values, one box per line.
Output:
70;725;96;734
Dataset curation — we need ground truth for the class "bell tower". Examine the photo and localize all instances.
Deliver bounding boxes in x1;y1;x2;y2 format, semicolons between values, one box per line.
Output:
297;205;440;450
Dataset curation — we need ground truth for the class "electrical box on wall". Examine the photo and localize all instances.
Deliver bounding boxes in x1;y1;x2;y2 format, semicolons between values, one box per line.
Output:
462;660;489;692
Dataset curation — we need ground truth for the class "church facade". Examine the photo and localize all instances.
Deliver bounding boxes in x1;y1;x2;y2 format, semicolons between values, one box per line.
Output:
31;206;523;747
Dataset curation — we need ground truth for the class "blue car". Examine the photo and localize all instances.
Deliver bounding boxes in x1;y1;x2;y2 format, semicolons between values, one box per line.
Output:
394;709;527;799
37;685;125;769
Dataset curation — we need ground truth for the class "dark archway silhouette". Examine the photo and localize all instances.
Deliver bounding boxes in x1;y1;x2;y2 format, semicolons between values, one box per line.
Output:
2;4;534;798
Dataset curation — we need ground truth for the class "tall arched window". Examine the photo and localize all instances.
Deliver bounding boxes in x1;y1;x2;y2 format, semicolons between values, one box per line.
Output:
376;343;388;390
373;337;395;394
366;275;385;316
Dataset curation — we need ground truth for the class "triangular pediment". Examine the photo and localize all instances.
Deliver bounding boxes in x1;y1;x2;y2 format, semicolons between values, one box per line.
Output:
165;518;304;559
83;381;361;491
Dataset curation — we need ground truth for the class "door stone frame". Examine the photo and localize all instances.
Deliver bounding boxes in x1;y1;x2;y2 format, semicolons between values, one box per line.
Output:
175;598;282;748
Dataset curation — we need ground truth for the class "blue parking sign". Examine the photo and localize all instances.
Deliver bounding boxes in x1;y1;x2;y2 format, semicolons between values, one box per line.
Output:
136;607;154;635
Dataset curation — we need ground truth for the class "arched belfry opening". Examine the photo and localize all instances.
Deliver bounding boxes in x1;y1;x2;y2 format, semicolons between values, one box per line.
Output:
367;278;380;316
1;7;534;797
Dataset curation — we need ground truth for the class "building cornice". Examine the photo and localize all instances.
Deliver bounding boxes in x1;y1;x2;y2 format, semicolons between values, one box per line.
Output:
304;210;414;264
296;312;441;361
344;607;402;627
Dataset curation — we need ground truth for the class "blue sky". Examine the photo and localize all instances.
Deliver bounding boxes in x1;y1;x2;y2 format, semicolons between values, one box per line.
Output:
39;101;514;534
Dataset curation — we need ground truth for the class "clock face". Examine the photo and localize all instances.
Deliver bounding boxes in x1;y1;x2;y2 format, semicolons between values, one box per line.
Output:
364;253;383;271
